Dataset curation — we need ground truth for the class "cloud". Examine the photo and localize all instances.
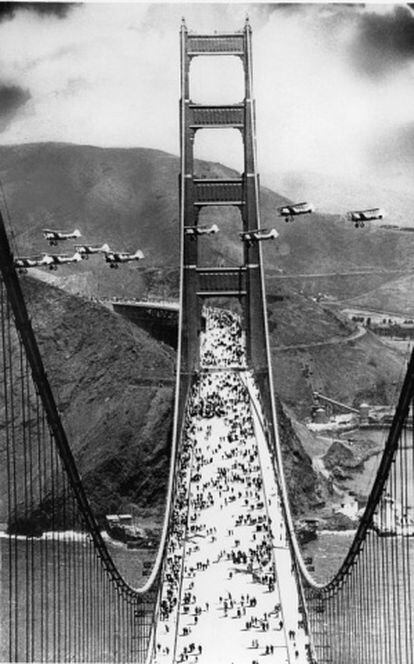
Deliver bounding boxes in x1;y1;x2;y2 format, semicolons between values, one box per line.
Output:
0;3;78;131
0;84;31;132
351;5;414;77
0;3;412;193
369;122;414;182
257;4;414;79
0;3;76;24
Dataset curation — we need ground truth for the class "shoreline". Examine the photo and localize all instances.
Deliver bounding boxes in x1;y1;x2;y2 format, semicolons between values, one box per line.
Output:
0;529;130;546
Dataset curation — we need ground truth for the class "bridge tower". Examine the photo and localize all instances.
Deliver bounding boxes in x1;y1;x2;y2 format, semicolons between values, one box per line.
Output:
179;19;268;376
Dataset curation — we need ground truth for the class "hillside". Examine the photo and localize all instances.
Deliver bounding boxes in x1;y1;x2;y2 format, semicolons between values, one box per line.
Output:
267;271;404;303
0;276;176;529
338;273;414;317
266;287;354;347
271;331;405;419
264;281;405;420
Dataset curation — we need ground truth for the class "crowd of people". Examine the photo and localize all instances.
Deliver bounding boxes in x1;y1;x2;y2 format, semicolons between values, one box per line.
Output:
200;308;247;369
153;308;312;663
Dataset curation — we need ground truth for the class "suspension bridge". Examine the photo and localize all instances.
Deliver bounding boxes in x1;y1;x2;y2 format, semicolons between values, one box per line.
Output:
1;20;413;664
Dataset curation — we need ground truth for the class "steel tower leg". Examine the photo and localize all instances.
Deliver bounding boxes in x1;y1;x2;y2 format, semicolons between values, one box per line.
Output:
179;19;268;375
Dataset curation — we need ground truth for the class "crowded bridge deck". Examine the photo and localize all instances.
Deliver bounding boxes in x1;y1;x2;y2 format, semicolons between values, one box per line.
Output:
153;308;311;664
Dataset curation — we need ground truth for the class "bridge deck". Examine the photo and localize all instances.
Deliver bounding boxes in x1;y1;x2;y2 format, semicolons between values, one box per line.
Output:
152;309;310;664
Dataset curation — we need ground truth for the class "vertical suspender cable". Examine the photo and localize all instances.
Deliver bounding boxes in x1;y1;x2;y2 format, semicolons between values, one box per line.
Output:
2;284;14;663
7;299;19;662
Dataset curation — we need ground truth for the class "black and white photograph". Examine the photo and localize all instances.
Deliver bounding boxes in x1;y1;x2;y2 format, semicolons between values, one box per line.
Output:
0;2;413;662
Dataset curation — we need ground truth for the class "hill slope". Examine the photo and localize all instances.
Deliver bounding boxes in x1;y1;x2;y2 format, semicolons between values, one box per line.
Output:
271;331;405;419
0;276;176;528
339;273;414;316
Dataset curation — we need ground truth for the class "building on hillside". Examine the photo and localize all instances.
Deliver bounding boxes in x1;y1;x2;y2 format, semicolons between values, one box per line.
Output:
105;514;147;544
359;403;369;423
333;498;360;521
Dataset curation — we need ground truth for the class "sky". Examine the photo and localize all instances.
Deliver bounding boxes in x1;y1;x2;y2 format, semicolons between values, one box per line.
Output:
1;2;414;194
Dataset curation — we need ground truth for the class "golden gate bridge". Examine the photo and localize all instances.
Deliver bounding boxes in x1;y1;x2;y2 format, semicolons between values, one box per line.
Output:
0;20;413;664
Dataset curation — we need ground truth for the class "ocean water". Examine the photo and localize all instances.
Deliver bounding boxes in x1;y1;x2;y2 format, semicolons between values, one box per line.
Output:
0;535;154;662
302;531;414;664
302;530;355;583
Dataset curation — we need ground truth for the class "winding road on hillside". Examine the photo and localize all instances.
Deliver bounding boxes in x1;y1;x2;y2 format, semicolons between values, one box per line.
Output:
269;269;411;280
271;324;366;352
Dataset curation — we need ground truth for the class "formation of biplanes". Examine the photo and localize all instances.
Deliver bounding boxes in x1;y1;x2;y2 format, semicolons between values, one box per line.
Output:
13;204;386;274
14;228;146;273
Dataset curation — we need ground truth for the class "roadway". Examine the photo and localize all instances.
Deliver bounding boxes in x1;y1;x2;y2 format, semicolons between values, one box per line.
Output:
269;269;410;280
272;323;366;352
109;298;179;311
152;308;311;664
